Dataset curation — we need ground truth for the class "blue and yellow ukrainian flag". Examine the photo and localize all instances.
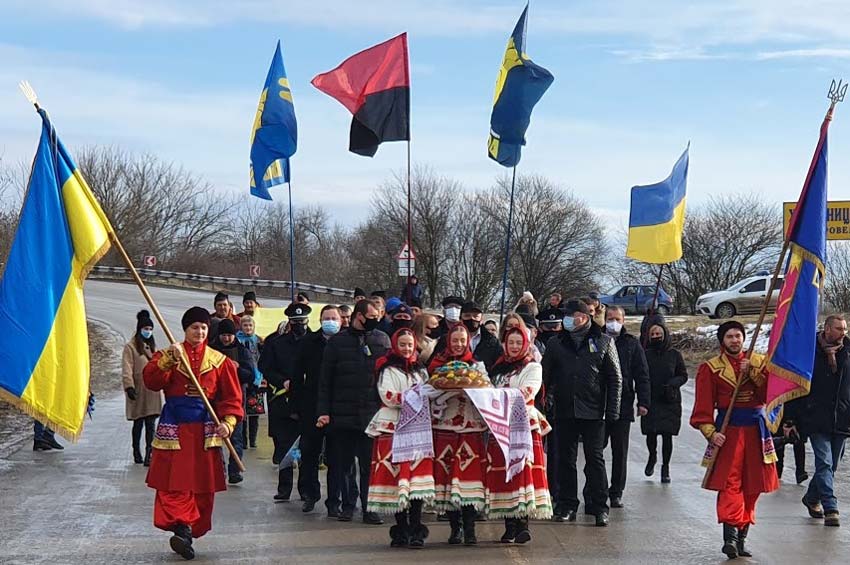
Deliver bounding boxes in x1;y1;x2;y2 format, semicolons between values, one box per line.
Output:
488;4;553;168
764;109;830;432
626;146;690;264
0;110;113;439
250;40;298;200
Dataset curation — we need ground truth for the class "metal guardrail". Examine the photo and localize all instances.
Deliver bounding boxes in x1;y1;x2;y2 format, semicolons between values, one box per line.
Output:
90;266;354;298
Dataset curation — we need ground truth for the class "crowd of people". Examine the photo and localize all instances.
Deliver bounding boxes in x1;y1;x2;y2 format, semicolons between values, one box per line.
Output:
99;284;850;560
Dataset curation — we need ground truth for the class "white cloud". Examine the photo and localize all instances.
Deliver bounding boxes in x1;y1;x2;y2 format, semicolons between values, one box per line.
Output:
756;47;850;60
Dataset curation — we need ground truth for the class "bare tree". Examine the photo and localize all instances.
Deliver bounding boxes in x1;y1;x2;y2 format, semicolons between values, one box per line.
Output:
483;174;607;305
825;241;850;311
371;165;460;306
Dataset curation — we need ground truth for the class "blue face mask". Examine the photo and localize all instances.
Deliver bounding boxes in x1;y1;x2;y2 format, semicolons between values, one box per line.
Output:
321;320;341;336
562;316;576;332
140;329;153;339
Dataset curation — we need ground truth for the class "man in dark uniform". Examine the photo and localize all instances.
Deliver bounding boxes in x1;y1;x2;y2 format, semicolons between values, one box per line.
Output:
537;306;564;501
258;302;311;502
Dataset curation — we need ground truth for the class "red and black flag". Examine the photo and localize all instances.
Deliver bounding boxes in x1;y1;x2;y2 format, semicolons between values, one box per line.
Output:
311;33;410;157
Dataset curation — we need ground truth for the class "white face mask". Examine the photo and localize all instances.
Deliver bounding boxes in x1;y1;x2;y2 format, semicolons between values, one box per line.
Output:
605;321;623;335
445;306;461;322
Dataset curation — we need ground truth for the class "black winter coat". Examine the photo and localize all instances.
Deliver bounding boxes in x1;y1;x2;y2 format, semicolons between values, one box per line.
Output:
290;330;331;422
542;323;623;421
209;338;254;386
258;331;306;431
795;334;850;437
641;327;687;436
317;328;391;431
612;330;651;422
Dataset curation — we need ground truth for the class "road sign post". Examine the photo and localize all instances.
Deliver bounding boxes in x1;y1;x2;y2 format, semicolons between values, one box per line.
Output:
397;242;416;277
249;264;260;278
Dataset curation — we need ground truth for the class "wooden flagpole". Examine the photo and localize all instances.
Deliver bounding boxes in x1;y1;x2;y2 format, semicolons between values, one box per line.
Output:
701;81;845;487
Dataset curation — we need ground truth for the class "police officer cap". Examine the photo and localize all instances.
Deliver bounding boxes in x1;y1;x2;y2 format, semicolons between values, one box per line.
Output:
285;302;312;319
536;307;563;323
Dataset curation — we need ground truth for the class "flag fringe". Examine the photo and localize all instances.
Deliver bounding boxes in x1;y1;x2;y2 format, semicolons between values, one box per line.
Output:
0;387;83;443
763;361;813;433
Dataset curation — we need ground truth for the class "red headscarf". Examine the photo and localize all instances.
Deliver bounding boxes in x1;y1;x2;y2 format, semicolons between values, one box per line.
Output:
490;327;534;379
428;324;476;373
375;328;423;376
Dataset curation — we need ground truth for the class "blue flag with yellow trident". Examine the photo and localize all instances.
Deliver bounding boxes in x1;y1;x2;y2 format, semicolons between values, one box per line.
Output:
250;40;297;200
0;109;113;439
488;4;553;167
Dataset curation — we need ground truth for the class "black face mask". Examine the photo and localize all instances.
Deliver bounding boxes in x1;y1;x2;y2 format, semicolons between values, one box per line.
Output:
392;319;413;332
649;337;664;348
362;317;379;332
463;319;481;333
291;324;307;337
426;327;441;339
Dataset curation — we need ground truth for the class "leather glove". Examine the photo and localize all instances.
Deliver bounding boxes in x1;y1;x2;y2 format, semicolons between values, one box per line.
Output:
125;387;137;401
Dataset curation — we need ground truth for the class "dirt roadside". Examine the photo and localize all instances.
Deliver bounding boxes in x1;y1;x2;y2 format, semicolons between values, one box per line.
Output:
0;320;123;457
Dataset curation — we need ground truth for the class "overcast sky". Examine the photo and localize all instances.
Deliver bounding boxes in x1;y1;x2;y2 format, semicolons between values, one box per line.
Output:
1;0;849;233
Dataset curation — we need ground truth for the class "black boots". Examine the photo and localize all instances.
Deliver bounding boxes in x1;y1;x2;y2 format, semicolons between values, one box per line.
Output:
169;524;194;560
408;501;428;549
645;453;657;477
501;517;532;544
737;525;752;557
661;465;671;484
447;511;463;544
500;518;518;543
133;447;144;464
722;524;739;559
461;506;477;545
390;513;410;548
144;448;152;467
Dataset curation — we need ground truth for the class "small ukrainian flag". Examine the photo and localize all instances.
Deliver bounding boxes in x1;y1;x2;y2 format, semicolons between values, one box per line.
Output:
626;146;690;264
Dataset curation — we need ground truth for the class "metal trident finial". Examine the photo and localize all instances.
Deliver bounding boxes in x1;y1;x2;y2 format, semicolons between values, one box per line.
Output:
18;80;40;108
829;79;848;105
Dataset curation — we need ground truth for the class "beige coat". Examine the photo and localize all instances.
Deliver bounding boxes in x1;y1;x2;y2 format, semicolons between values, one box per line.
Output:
122;341;163;420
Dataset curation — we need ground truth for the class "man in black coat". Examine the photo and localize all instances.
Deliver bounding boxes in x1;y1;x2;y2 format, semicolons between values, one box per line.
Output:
795;315;850;527
258;303;312;502
543;299;622;527
602;306;650;508
316;299;390;525
430;301;502;371
290;304;358;515
209;318;254;484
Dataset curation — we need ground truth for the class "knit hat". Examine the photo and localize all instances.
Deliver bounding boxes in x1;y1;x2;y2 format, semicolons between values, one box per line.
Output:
217;318;237;336
717;321;746;343
181;306;211;330
243;291;257;303
354;287;366;298
136;309;154;331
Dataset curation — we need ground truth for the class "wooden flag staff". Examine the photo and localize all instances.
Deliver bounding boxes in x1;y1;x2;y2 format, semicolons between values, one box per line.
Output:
20;82;245;472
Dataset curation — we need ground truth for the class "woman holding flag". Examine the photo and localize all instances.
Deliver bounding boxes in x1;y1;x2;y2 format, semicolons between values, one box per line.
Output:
143;306;244;561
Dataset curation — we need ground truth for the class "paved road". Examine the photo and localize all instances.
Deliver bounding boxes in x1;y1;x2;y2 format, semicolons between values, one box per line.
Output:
1;281;849;563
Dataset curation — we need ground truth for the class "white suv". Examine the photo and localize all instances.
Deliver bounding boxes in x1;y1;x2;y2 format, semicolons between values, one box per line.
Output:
695;274;784;319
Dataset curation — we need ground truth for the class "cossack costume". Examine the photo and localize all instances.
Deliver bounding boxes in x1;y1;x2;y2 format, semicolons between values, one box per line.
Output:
143;306;243;559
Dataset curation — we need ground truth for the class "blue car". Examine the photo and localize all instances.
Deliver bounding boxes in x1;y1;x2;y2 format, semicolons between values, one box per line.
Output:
599;284;674;315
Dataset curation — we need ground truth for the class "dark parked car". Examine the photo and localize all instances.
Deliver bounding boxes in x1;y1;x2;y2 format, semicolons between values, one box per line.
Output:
600;285;674;315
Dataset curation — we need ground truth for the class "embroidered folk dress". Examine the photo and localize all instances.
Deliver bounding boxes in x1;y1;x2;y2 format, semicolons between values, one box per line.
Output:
430;361;489;512
365;365;435;514
690;352;779;528
485;361;553;519
143;341;243;538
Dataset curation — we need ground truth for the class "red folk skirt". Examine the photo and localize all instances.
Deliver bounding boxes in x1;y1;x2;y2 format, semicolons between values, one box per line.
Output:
485;430;552;519
366;433;435;515
432;430;487;511
703;425;779;495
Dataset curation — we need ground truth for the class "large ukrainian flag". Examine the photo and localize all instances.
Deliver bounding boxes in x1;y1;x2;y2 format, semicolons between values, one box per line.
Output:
626;146;689;264
487;4;553;168
0;109;113;440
